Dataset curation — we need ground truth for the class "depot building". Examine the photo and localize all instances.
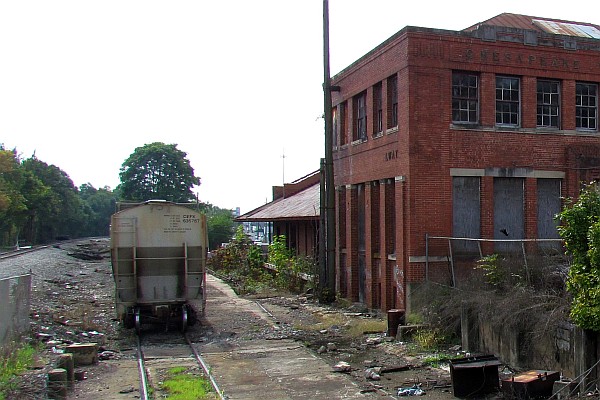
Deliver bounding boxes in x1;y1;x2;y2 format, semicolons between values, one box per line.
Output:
330;13;600;312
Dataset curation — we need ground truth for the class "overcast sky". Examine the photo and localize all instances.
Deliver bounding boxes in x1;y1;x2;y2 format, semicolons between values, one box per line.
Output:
0;1;595;213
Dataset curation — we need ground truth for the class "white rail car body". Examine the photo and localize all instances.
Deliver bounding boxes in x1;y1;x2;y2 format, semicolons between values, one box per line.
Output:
110;200;207;331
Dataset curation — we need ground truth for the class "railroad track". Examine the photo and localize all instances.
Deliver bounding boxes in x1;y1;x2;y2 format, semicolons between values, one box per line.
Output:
136;331;225;400
0;245;47;260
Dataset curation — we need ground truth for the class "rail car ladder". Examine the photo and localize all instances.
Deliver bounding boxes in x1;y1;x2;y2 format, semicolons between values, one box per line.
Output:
112;216;138;306
183;241;205;302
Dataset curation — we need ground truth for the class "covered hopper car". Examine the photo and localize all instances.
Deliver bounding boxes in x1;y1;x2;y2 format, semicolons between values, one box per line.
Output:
110;200;208;333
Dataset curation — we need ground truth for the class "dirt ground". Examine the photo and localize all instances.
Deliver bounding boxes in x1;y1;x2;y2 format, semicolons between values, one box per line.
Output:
3;239;478;399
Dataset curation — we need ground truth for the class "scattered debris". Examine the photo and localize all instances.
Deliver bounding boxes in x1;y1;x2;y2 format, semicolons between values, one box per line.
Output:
333;361;352;373
119;386;136;394
364;367;381;381
67;250;104;261
381;365;411;373
365;336;384;346
398;384;425;396
98;351;117;360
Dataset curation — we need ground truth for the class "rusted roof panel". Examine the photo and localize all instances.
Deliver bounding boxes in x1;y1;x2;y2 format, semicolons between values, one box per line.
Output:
236;184;320;222
464;13;541;31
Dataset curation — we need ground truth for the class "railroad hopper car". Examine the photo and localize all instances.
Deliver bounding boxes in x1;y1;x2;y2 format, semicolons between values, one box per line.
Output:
110;200;208;332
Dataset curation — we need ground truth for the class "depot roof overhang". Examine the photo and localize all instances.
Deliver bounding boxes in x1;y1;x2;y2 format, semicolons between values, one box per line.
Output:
235;184;320;223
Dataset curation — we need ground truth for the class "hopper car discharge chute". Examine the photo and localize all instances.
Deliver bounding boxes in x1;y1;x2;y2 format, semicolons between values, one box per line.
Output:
110;200;208;333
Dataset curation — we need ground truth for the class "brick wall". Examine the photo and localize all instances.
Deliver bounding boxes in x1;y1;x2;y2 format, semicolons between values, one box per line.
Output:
332;24;600;311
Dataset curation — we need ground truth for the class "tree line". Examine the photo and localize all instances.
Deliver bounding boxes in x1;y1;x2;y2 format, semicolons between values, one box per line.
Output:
0;142;236;250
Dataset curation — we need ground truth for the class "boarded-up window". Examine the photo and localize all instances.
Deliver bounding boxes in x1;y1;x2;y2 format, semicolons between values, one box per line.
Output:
494;178;524;252
385;181;396;254
357;184;366;303
337;188;347;297
537;179;561;246
452;177;481;253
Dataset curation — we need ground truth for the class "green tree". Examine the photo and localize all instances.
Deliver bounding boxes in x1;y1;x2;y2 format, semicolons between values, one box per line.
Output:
79;183;117;236
203;204;236;250
0;147;27;246
558;183;600;331
117;142;200;202
21;156;85;243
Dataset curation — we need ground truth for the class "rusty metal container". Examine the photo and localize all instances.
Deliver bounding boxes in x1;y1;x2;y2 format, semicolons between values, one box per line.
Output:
501;370;560;400
450;355;501;397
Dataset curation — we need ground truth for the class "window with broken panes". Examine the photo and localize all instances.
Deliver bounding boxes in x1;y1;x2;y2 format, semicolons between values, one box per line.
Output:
537;79;560;128
452;72;479;124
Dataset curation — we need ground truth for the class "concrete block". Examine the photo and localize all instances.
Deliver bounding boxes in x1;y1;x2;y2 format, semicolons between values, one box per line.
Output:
65;343;98;366
48;368;67;400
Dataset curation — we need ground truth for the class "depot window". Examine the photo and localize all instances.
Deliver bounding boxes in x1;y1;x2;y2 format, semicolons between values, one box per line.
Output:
537;79;560;128
387;75;398;129
373;82;383;136
576;82;598;131
332;106;338;147
340;101;348;146
452;72;479;124
496;76;520;127
353;91;367;142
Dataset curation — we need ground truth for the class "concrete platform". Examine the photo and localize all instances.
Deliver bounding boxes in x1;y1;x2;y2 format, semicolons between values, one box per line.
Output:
198;275;370;399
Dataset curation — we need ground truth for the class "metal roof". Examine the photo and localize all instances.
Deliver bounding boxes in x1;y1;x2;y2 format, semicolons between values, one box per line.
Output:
464;13;600;37
532;19;600;39
236;183;320;222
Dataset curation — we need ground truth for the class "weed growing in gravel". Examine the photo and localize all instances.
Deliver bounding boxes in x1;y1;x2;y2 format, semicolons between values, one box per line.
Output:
0;342;40;400
420;352;462;368
294;312;387;339
159;366;215;400
412;328;446;351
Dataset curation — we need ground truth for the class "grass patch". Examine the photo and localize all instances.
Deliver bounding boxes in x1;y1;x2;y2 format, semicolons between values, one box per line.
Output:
347;319;387;337
0;342;41;400
294;312;387;339
406;313;424;325
160;366;215;400
294;312;347;332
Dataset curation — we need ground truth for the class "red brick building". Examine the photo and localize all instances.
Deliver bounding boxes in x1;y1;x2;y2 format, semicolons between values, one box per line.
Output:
330;13;600;312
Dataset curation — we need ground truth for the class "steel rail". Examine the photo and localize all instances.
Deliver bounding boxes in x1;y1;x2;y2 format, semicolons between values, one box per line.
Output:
0;245;48;260
254;300;276;320
185;333;226;400
136;335;150;400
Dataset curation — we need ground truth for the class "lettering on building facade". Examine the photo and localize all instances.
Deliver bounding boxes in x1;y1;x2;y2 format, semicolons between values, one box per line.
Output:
385;150;399;162
411;42;599;71
465;48;582;71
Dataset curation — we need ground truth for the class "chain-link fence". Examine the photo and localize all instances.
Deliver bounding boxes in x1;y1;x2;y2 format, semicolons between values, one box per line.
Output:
424;235;565;287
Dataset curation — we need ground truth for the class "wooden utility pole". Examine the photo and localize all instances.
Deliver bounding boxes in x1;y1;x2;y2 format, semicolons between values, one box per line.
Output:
320;0;336;302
